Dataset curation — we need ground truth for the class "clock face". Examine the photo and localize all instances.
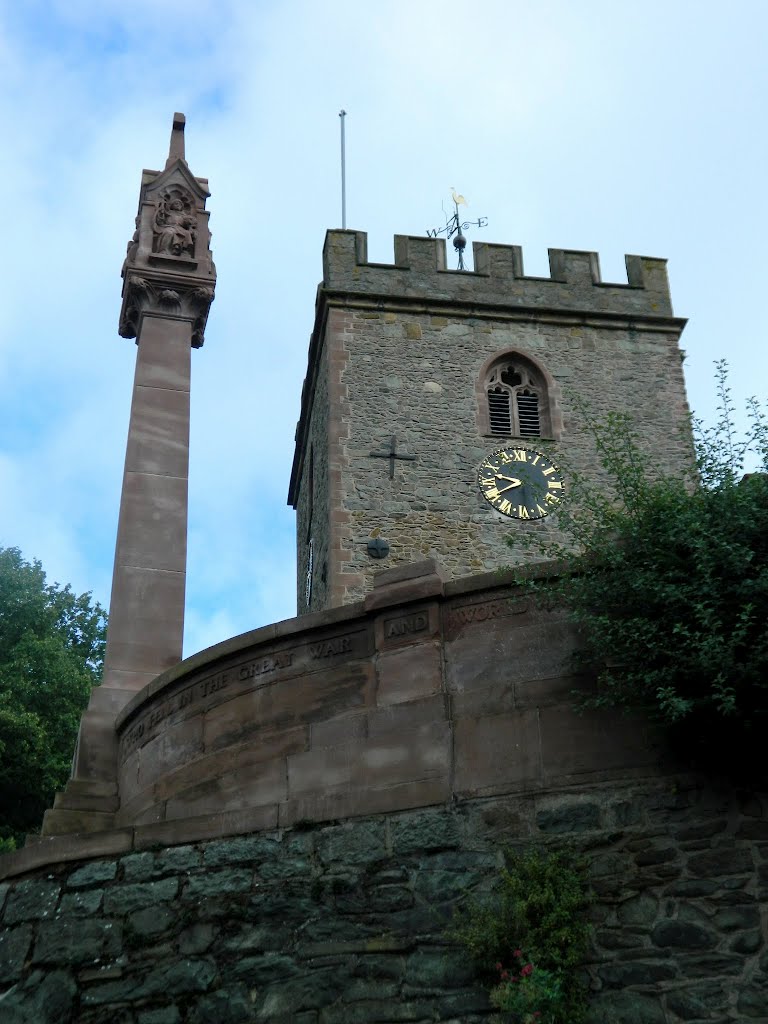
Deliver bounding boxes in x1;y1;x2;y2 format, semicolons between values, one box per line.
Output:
478;447;564;520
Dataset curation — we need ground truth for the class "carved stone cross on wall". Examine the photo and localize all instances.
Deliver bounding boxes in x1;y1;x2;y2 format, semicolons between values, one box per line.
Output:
369;435;416;479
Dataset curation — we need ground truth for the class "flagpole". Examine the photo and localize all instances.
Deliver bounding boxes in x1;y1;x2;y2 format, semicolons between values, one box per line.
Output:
339;109;347;229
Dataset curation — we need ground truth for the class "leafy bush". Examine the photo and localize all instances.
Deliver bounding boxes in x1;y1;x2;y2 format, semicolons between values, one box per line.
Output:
0;547;106;844
450;849;591;1024
510;363;768;777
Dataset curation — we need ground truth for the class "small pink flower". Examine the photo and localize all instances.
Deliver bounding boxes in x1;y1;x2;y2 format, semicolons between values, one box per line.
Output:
521;963;533;977
513;948;523;958
495;962;502;972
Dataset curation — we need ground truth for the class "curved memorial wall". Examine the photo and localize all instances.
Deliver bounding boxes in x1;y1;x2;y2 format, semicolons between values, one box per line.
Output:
112;560;660;843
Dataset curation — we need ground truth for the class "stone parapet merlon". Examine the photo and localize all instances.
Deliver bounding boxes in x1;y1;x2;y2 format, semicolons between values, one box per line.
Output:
322;229;674;318
119;113;216;347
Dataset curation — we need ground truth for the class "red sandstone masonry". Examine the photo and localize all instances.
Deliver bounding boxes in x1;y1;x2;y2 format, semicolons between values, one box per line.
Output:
326;308;357;608
34;563;678;852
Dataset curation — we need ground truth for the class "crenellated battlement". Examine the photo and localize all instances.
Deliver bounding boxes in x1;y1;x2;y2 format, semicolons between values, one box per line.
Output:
322;230;675;318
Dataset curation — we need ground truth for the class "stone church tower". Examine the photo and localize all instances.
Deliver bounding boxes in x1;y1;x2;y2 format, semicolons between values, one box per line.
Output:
4;123;761;1024
289;230;690;613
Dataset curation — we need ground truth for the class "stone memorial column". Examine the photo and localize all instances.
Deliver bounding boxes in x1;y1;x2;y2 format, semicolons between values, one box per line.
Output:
43;114;216;834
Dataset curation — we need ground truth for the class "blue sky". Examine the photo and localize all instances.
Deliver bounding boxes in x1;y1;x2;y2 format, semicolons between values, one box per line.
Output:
1;0;766;657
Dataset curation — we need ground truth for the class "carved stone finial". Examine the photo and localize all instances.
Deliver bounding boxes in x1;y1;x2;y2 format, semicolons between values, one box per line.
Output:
166;112;186;168
120;114;215;347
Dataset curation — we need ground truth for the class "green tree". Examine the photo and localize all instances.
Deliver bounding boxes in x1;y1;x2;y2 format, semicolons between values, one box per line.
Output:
512;364;768;776
0;547;106;845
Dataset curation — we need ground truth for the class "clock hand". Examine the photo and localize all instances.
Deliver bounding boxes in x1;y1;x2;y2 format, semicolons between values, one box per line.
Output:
495;474;523;485
496;481;522;494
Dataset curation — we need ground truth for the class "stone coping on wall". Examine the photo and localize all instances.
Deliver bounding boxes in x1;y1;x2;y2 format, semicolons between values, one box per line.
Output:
0;769;696;884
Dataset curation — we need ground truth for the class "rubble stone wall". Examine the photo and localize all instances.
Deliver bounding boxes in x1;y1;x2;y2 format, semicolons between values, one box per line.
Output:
1;780;766;1024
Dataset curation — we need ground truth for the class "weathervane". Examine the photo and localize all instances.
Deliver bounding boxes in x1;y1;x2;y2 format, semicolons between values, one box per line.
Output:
427;189;488;270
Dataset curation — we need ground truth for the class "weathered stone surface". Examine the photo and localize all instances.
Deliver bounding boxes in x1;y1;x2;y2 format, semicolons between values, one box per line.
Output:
665;982;726;1019
317;821;387;864
128;904;177;938
154;845;201;874
67;860;118;887
617;893;659;925
404;947;476;989
737;985;768;1017
184;868;253;898
255;968;347;1016
137;1008;182;1024
651;920;717;950
33;917;122;963
730;929;762;954
83;957;217;1004
588;990;666;1024
203;834;277;867
0;923;32;982
0;969;77;1023
103;877;179;915
536;800;601;833
121;851;155;881
598;960;677;987
391;811;462;854
188;984;255;1023
178;922;215;955
58;887;104;916
713;904;760;931
687;847;753;876
2;878;60;923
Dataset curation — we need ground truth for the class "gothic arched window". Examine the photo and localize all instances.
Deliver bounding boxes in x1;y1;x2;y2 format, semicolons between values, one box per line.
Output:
486;359;544;438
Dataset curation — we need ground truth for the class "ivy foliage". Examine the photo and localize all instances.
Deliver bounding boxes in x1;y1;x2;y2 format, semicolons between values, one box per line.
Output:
0;547;106;845
450;848;591;1024
510;363;768;775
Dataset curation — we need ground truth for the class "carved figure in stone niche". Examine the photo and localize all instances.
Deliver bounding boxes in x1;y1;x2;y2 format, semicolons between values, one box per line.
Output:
153;190;196;258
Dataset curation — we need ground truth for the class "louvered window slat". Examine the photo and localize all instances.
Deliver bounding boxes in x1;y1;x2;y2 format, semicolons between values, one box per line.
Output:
517;391;540;437
488;389;512;435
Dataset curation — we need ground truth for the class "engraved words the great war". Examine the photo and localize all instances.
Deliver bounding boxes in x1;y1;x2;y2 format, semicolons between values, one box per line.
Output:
119;632;364;760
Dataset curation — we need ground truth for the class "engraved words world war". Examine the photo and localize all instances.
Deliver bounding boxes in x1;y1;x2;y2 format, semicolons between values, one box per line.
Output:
478;446;565;520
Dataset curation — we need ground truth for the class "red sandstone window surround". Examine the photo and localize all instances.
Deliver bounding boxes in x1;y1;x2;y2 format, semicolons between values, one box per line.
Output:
476;351;561;440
